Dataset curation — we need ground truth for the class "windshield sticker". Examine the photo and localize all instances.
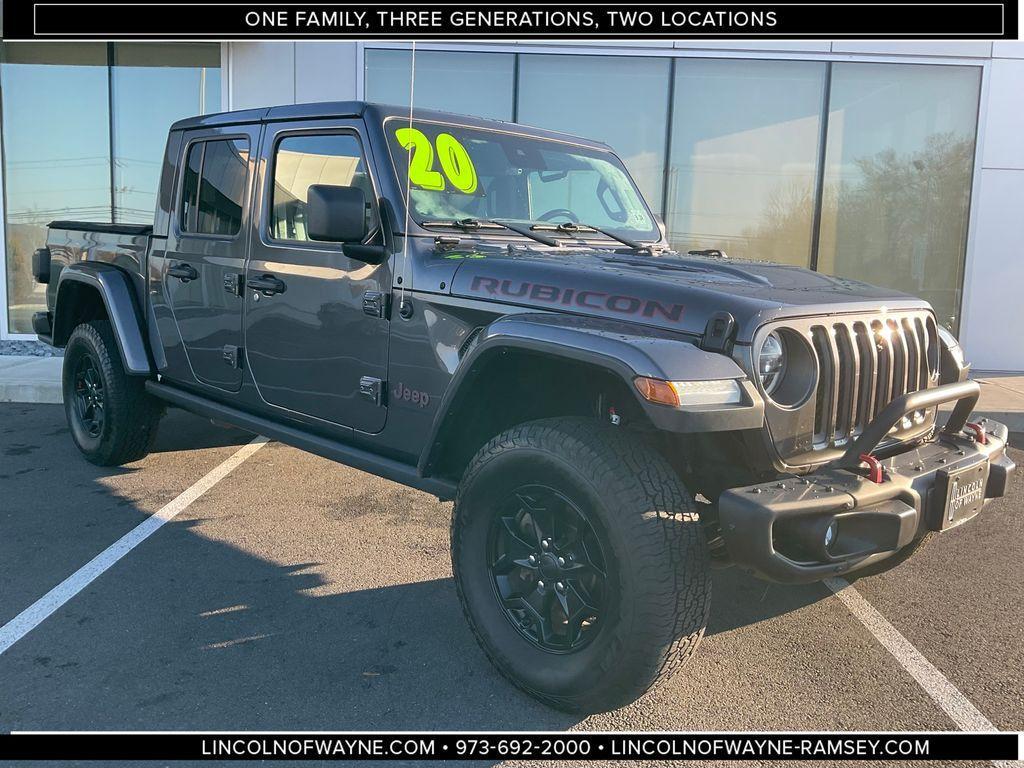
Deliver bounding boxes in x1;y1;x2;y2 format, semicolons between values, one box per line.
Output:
435;133;478;194
395;127;445;190
395;127;478;194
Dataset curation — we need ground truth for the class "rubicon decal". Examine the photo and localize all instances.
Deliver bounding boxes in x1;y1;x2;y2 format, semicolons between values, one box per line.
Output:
470;276;684;323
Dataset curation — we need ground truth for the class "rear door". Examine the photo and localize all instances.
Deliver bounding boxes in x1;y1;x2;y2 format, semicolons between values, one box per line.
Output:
162;125;258;392
243;119;391;432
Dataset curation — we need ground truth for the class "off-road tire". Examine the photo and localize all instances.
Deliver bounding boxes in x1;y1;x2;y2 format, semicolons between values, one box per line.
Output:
63;320;162;466
451;417;711;713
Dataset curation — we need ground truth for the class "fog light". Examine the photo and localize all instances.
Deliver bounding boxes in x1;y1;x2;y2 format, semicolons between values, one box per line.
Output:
824;521;838;552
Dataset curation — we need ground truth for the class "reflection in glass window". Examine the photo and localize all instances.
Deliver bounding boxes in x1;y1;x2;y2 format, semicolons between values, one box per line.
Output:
665;58;826;265
185;139;249;237
817;63;981;331
271;134;377;242
365;49;514;121
1;41;219;332
517;55;671;211
111;43;221;224
1;43;111;334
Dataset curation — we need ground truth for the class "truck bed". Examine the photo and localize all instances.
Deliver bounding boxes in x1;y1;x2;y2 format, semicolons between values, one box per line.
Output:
48;220;153;237
40;220;152;317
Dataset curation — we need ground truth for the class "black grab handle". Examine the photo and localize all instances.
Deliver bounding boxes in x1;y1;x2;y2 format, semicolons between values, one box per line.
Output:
167;263;198;282
246;274;286;295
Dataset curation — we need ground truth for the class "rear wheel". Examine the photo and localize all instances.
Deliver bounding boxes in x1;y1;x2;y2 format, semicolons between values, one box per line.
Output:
63;320;162;466
451;417;711;713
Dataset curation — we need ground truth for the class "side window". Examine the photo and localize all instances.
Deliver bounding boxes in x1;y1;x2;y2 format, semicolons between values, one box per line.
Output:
180;138;250;237
271;133;378;243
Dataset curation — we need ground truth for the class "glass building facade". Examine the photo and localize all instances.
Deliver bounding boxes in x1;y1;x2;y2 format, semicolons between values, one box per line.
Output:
0;42;220;334
365;49;982;332
0;43;987;340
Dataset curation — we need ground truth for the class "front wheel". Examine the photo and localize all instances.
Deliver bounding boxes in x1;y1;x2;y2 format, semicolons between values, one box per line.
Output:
451;418;711;713
63;319;163;466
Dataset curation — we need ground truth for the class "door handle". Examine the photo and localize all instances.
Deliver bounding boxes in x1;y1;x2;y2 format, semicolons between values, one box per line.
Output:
167;263;198;282
246;274;286;296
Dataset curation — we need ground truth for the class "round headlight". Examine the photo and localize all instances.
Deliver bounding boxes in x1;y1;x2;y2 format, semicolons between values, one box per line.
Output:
758;332;786;395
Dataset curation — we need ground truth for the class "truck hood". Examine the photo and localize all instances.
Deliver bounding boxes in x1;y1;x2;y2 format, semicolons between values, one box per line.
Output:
448;245;930;342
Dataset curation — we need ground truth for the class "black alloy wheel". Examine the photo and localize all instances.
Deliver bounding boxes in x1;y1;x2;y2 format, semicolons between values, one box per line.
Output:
488;484;609;653
71;351;105;439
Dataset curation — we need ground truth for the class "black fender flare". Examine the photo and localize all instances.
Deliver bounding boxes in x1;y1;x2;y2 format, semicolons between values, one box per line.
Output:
418;313;764;476
52;262;152;375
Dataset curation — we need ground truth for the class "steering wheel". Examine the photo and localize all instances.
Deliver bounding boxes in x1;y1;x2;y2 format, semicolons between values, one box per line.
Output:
537;208;579;223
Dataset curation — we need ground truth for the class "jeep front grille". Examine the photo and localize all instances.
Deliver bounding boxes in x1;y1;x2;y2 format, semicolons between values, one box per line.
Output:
806;313;939;450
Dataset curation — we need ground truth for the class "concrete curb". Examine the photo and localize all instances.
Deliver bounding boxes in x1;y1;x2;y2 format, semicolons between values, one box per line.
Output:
0;382;63;405
0;357;64;405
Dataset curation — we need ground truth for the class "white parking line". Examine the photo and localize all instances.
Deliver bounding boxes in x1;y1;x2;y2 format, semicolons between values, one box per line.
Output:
825;577;997;732
0;436;268;657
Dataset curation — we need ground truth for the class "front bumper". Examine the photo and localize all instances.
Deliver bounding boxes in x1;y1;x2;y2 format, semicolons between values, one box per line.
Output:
718;381;1016;583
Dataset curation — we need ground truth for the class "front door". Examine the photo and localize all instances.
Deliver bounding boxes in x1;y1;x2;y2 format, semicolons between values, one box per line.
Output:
244;120;391;433
162;126;258;392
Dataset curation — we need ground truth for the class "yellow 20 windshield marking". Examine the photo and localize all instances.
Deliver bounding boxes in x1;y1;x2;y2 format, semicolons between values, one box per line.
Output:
395;128;478;194
435;133;478;194
395;127;444;190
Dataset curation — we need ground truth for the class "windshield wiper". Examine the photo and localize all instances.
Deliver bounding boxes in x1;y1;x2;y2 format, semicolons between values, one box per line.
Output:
532;221;653;253
421;217;561;247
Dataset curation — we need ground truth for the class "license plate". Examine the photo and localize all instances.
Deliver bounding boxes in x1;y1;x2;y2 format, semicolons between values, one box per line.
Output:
932;461;990;531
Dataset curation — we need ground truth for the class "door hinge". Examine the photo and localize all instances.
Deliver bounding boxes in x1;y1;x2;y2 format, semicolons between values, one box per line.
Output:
362;290;389;318
223;272;244;297
359;376;384;406
223;345;243;369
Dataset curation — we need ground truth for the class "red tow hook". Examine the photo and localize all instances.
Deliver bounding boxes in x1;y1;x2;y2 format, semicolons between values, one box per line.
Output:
859;453;885;483
965;422;988;445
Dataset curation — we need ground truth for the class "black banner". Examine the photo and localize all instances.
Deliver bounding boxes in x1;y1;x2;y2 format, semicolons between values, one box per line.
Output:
0;732;1019;761
0;0;1017;40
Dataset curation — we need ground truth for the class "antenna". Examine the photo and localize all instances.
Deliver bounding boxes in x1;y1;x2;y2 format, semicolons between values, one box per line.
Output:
397;41;416;318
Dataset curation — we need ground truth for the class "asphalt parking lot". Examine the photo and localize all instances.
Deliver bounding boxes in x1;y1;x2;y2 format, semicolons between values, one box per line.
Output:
1;402;1021;766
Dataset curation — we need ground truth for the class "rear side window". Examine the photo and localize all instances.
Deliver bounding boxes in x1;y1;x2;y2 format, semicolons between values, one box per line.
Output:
180;138;250;237
270;133;378;242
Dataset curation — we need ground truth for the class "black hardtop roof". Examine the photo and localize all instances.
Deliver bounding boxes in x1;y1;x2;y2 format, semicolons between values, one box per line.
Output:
169;101;610;150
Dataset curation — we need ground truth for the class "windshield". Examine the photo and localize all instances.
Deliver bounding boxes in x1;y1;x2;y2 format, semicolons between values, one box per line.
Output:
384;118;660;242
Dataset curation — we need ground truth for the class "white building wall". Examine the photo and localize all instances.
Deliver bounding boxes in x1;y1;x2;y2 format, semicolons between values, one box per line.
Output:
960;41;1024;371
224;41;360;110
295;42;361;102
225;39;1023;370
228;42;296;109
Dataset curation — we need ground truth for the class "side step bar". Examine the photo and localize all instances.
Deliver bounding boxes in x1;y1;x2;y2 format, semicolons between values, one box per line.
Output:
146;381;457;501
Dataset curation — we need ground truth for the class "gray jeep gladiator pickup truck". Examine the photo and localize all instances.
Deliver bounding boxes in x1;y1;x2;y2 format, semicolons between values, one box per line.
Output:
32;101;1014;713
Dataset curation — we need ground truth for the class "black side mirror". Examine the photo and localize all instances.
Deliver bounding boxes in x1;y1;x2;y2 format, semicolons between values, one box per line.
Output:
307;184;368;244
306;184;388;265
